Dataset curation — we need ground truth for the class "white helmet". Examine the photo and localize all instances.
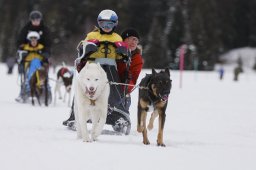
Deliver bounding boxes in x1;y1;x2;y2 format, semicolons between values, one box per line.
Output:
97;9;118;30
27;31;40;40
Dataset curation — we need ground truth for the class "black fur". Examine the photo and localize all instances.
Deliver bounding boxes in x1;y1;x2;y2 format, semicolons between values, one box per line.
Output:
29;66;48;106
57;67;73;89
137;68;172;146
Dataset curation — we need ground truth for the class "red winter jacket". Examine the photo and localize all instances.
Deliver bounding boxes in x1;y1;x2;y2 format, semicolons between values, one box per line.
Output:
117;48;143;93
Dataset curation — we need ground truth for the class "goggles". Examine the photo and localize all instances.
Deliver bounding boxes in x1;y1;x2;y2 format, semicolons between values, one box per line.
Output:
31;18;41;22
28;37;39;41
98;20;116;30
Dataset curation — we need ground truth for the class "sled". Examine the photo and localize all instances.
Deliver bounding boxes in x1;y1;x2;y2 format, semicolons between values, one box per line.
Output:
99;64;131;135
18;57;52;105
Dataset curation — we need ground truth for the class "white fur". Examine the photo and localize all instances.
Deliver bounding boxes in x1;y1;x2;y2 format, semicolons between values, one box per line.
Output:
74;63;110;142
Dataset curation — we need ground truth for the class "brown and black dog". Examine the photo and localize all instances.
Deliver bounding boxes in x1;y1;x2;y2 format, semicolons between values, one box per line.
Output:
54;67;73;106
29;66;48;106
137;68;172;147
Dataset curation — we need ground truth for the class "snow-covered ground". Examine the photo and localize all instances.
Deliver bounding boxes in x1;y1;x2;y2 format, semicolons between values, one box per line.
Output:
0;63;256;170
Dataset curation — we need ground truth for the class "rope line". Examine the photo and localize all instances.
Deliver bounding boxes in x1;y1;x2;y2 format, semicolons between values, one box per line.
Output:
108;81;148;90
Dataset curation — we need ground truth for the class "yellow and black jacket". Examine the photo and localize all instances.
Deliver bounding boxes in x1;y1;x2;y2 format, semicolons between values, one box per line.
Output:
19;43;45;68
84;29;123;60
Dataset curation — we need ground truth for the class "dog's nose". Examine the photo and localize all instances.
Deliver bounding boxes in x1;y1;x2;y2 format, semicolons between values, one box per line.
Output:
89;87;94;91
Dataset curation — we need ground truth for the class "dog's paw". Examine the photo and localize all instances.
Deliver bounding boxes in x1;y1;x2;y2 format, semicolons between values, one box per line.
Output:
143;139;150;145
92;131;101;141
137;126;144;132
157;143;166;147
82;137;92;142
81;133;92;142
91;136;98;141
157;139;166;147
147;123;153;131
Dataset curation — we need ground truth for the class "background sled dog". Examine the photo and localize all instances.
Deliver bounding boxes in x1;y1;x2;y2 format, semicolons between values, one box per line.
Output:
30;66;48;106
137;68;172;147
54;66;73;106
74;62;110;142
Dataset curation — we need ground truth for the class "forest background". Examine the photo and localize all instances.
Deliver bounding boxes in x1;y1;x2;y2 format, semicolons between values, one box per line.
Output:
1;0;256;70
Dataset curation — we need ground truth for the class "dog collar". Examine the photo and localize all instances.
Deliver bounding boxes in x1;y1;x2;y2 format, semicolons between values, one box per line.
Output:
90;99;96;106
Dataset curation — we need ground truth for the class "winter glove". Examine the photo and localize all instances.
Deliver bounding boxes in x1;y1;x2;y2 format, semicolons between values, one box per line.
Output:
75;59;87;73
115;42;131;62
122;55;131;63
76;40;99;60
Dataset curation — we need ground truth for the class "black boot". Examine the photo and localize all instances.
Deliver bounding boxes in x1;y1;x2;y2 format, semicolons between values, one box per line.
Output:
63;99;75;126
62;110;75;126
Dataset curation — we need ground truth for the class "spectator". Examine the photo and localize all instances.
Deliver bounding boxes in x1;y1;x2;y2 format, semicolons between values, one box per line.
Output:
6;57;16;74
218;65;224;80
233;65;243;81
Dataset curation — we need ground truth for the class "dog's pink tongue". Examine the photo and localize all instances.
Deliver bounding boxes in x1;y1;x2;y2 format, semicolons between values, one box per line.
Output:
162;95;169;101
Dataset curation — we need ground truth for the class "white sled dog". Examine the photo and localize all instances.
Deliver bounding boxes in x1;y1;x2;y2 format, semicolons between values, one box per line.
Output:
74;62;110;142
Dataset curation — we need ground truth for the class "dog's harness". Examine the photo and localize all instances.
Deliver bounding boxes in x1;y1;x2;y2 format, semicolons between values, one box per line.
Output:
108;75;161;105
36;70;41;87
108;81;148;90
144;76;158;105
90;99;96;106
143;75;168;105
60;67;69;76
60;67;73;78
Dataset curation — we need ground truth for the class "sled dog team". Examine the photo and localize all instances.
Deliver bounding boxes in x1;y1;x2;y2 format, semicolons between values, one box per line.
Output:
73;62;171;146
16;9;172;146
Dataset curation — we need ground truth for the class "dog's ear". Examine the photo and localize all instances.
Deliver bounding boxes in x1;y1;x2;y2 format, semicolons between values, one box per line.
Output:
152;68;157;75
164;68;170;76
96;62;101;69
96;63;103;73
97;63;107;80
84;63;89;69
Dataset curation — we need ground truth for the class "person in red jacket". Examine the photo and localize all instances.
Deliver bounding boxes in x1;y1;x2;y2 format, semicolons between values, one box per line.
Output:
117;28;144;110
